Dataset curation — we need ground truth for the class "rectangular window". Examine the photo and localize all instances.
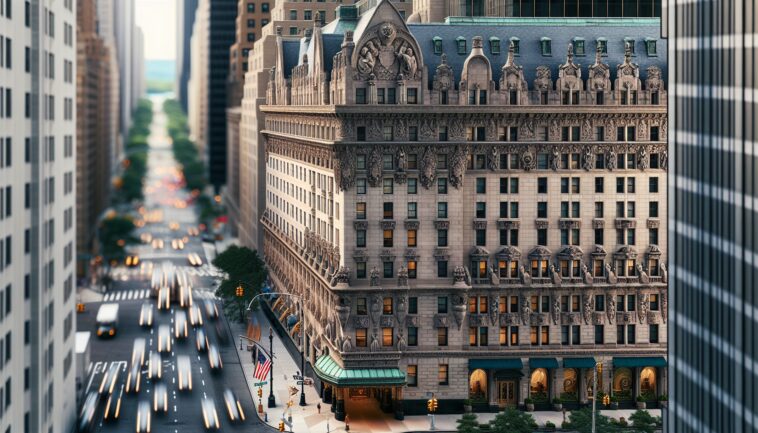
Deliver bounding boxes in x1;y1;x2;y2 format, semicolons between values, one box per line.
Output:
407;88;417;104
595;177;604;193
537;177;547;194
407;365;417;386
437;328;448;346
356;202;366;219
437;297;448;314
356;328;367;347
438;364;449;385
355;88;366;104
357;298;367;315
437;202;448;218
595;325;604;344
437;178;448;194
437;229;448;247
383;178;393;194
407;202;417;218
649;324;659;343
383;230;393;247
356;262;366;279
383;261;393;278
383;202;393;219
407;230;417;247
408;297;418;314
437;260;448;277
382;328;393;346
475;178;486;194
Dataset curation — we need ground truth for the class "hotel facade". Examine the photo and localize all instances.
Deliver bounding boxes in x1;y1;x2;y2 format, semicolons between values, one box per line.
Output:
256;0;667;418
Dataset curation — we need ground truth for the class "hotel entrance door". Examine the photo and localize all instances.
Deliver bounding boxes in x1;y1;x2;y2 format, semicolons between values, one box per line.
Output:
497;380;517;408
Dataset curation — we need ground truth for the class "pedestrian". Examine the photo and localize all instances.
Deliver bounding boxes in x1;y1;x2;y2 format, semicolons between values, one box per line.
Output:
345;414;350;432
317;403;321;414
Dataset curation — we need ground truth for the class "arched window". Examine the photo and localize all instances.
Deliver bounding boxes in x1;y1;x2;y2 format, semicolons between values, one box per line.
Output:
562;368;578;400
640;367;657;398
469;369;487;400
530;368;548;401
613;367;633;400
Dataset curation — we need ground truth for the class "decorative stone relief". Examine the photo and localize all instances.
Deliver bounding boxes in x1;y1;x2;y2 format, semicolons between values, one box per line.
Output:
354;22;421;81
354;221;368;230
607;295;616;324
452;295;467;329
335;147;356;191
520;118;536;140
645;65;663;91
450;145;469;188
419;146;437;189
582;263;594;284
405;316;419;327
661;292;668;323
588;45;610;91
550;264;562;285
489;296;499;326
367;147;383;187
561;313;581;325
500;41;527;91
487;147;498;171
520;297;531;325
396;295;407;325
533;65;553;91
433;54;454;91
521;150;536;171
605;263;618;284
519;265;532;285
583;295;593;324
434;220;450;230
379;316;394;327
331;267;350;287
530;313;549;325
419;119;435;140
380;221;396;230
370;332;380;351
592;312;605;325
370;267;380;286
397;266;409;287
473;220;487;230
369;294;382;325
606;149;618;170
396;331;407;351
582;146;595;171
638;294;649;323
557;44;583;90
353;316;370;329
637;264;650;284
433;314;449;328
552;297;560;325
500;313;519;326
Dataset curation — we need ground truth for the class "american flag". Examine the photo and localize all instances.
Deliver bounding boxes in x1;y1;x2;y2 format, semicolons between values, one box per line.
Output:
254;348;271;381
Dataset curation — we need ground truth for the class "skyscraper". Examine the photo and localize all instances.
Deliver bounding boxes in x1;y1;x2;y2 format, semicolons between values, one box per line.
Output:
176;0;199;113
666;1;756;432
0;0;78;431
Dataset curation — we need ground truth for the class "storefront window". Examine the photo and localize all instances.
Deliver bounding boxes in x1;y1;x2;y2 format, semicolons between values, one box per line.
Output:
469;369;487;401
613;367;633;400
530;368;549;402
585;367;603;398
561;368;578;401
640;367;657;399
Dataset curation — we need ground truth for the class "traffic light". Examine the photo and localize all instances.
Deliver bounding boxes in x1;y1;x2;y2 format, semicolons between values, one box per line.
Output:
597;363;603;375
236;286;244;297
257;388;263;398
432;398;438;412
602;394;611;406
279;421;285;432
427;395;438;413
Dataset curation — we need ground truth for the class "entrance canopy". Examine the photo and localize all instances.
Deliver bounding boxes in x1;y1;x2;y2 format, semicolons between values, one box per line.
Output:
314;355;406;387
529;358;559;369
613;357;667;368
469;358;523;370
563;357;596;368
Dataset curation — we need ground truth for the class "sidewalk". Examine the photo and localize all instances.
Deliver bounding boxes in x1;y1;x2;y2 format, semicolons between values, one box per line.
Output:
229;311;660;433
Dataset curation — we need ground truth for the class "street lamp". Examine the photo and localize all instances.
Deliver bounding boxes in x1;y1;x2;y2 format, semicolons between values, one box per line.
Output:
269;327;276;408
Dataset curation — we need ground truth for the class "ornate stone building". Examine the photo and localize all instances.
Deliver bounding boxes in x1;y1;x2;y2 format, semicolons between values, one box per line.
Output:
260;0;667;418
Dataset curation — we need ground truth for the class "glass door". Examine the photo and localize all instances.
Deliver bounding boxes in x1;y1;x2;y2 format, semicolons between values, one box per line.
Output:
497;381;517;407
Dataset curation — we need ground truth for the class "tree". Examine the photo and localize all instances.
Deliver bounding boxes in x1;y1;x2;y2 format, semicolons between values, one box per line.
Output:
212;246;268;322
489;407;537;433
456;413;480;433
99;215;138;259
629;410;657;433
566;407;619;433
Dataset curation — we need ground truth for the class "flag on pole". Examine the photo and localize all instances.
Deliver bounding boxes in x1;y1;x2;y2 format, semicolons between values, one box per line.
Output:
254;348;271;381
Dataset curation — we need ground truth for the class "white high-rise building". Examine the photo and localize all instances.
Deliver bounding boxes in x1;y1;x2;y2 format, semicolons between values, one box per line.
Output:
114;0;135;143
96;0;123;168
0;0;78;431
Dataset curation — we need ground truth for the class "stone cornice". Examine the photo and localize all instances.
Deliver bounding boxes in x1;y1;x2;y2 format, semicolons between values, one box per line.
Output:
261;104;668;115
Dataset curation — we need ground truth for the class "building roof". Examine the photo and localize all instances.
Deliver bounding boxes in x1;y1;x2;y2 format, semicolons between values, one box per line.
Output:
313;355;407;386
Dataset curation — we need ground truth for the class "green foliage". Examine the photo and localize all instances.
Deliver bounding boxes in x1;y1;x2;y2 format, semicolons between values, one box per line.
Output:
488;408;537;433
113;99;152;205
146;79;174;94
212;245;268;322
629;410;657;433
566;407;619;433
456;413;480;433
99;216;138;259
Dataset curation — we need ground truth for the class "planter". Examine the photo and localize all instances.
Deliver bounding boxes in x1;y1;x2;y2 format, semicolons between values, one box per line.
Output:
610;402;619;410
463;405;472;414
525;403;535;412
553;403;563;411
636;401;647;410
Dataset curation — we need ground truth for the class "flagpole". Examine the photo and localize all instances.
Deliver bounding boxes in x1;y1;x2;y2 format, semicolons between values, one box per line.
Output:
269;327;276;408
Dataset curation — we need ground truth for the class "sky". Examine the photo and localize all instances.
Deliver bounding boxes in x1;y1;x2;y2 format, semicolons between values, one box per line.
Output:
135;0;177;60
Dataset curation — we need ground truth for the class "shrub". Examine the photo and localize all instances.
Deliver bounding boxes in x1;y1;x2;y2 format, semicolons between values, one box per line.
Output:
456;413;480;433
489;408;536;433
629;410;657;433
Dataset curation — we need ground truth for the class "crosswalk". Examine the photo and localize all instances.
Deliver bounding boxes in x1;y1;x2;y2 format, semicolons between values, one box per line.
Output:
101;288;220;303
110;264;222;280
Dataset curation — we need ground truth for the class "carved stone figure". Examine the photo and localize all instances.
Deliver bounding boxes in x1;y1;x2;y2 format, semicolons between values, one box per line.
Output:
331;267;350;286
549;120;560;141
500;41;527;91
489;296;499;326
606;149;617;170
451;295;466;329
588;45;610;90
396;147;407;172
367;147;383;187
583;295;593;324
396;47;417;79
660;262;668;283
487;147;498;171
368;119;382;140
645;65;663;91
533;65;553;91
369;295;382;325
607;296;616;324
639;294;649;323
581;119;593;141
341;336;352;352
519;265;532;285
370;332;380;351
637;264;650;284
550;264;562;285
660;150;668;171
397;266;409;287
552;297;560;325
433;54;454;91
396;332;407;351
449;118;465;140
605;263;618;284
357;46;376;77
521;151;536;171
379;23;397;46
449;145;469;188
520;297;532;325
336;149;356;191
419;147;437;189
582;146;595;171
521;118;536;139
370;267;380;286
637;146;649;170
582;263;594;284
453;265;467;284
550;148;560;171
661;293;668;323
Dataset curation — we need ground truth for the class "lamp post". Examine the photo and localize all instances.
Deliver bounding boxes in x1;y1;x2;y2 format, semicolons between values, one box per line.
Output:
269;327;276;408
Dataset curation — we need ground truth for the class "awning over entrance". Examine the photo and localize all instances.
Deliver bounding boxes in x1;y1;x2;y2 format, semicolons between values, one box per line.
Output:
613;357;667;368
529;358;559;369
469;358;523;370
564;358;596;369
314;355;406;387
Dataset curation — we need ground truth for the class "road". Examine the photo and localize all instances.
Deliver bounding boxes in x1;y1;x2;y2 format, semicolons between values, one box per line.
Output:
76;95;266;433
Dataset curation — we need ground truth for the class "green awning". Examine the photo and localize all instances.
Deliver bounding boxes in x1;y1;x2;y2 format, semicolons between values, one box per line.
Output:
613;357;667;368
469;359;523;370
313;355;406;387
530;358;559;369
564;358;597;369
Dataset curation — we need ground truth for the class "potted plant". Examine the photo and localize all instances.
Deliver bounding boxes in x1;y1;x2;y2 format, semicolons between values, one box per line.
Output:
524;398;535;412
552;397;563;411
544;420;556;432
561;421;571;430
659;393;668;408
463;399;472;413
636;395;647;410
610;395;619;410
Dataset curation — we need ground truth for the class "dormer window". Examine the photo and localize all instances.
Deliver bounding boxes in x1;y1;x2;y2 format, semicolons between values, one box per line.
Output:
645;38;657;56
624;38;636;54
509;37;520;55
596;38;608;55
489;37;500;55
572;38;585;56
456;37;467;55
540;37;552;56
433;36;442;55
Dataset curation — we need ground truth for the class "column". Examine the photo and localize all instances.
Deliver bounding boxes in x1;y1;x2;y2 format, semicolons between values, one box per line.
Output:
552;367;563;402
634;367;641;400
335;387;346;421
579;369;588;405
397;80;406;104
393;387;405;420
368;80;377;104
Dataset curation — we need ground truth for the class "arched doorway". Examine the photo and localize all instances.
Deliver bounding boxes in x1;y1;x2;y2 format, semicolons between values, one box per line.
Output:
530;368;549;403
562;368;578;402
613;367;633;401
468;369;487;402
640;367;657;399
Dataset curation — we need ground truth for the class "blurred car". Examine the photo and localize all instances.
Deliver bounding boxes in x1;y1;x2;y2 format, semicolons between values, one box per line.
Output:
125;255;140;267
153;383;168;413
78;391;99;432
178;285;192;308
222;389;246;422
174;310;188;339
103;385;124;422
203;300;219;320
157;287;170;310
195;328;209;352
125;362;141;394
157;325;172;353
151;238;164;249
98;362;122;395
140;233;153;244
189;304;203;326
207;344;223;371
187;253;203;267
131;338;146;367
147;351;162;380
138;302;153;327
171;239;185;250
136;400;151;433
169;222;180;231
177;355;192;391
201;397;221;430
187;227;199;236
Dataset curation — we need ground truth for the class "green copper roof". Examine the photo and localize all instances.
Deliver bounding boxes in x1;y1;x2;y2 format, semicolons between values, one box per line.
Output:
314;355;406;386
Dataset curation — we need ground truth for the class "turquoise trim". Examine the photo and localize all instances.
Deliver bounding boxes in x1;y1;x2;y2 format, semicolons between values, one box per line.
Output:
314;355;406;386
530;358;559;369
613;357;667;368
563;358;597;369
469;358;523;370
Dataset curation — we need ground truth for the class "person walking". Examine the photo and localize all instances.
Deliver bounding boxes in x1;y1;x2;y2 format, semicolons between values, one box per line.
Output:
345;414;350;432
317;403;321;414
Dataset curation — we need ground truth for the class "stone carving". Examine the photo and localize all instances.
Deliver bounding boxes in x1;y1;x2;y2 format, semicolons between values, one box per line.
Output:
433;54;454;91
419;118;435;140
331;267;350;287
533;65;553;91
520;118;536;139
638;119;649;141
552;297;560;325
521;150;536;171
582;146;595;171
336;300;350;330
616;43;640;90
357;42;379;78
661;262;668;283
433;314;449;328
379;316;394;327
453;265;467;284
645;65;663;91
406;316;419;327
592;312;605;325
520;297;531;325
370;332;380;351
583;295;593;324
367;146;383;187
341;336;352;352
500;314;519;326
396;46;417;79
639;294;649;323
660;149;668;171
605;263;618;284
588;45;610;90
606;149;617;170
395;119;408;142
397;266;409;287
449;145;469;188
500;41;527;91
369;295;382;325
607;295;616;324
370;267;380;286
451;295;467;329
396;147;407;172
550;264;562;285
549;120;560;141
368;120;382;141
353;316;369;329
396;331;407;351
489;296;499;326
419;147;437;189
336;148;356;191
379;22;397;46
449;118;465;140
487;147;498;171
581;119;593;141
519;265;532;285
550;147;560;171
558;44;582;90
661;293;668;323
637;264;650;284
355;23;421;81
489;266;500;285
396;295;407;325
582;263;594;284
638;146;649;170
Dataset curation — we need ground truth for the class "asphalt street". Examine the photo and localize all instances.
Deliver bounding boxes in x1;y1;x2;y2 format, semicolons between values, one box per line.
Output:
76;95;268;433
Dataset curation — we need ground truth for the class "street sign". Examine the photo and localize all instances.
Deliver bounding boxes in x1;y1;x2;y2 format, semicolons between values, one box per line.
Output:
254;381;268;386
292;375;303;381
